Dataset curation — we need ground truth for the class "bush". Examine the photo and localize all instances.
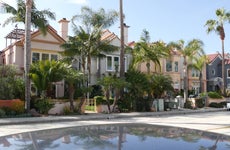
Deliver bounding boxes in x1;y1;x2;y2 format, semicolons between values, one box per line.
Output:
208;92;222;99
10;100;25;114
63;105;72;115
34;99;54;114
0;109;6;117
94;96;114;105
209;102;226;108
196;98;204;108
184;101;193;109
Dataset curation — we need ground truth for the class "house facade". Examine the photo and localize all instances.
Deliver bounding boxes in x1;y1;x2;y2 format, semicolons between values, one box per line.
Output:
88;25;132;85
0;18;69;98
136;48;207;95
206;53;230;93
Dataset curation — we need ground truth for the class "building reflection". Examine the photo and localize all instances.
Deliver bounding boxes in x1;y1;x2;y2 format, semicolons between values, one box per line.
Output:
0;124;229;149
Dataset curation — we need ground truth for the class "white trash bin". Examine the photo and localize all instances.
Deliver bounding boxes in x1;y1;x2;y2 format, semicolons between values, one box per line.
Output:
227;103;230;111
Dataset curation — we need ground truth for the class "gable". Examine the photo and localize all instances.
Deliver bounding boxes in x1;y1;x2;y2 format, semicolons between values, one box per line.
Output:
31;26;65;44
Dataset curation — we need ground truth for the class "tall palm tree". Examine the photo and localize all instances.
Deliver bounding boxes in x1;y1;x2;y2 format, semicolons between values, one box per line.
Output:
205;8;230;95
1;0;56;112
1;0;56;35
64;66;84;112
132;29;169;74
24;0;32;112
61;27;118;83
188;55;208;94
168;39;204;102
72;6;118;33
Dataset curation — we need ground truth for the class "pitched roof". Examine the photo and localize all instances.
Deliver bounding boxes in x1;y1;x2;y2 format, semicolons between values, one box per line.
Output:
101;29;119;42
2;25;65;52
207;53;220;63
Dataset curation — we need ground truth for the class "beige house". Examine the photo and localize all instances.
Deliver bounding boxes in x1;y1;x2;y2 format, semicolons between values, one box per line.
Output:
137;49;207;95
0;18;69;98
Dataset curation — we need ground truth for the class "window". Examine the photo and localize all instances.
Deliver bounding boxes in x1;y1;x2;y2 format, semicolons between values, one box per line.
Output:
42;53;49;60
227;69;230;78
106;55;120;71
192;68;199;77
174;61;178;72
107;56;112;70
32;52;40;63
166;60;172;72
114;56;119;72
51;54;58;61
211;69;215;76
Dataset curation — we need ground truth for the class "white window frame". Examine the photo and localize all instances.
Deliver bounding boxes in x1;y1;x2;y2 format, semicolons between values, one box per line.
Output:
106;55;120;71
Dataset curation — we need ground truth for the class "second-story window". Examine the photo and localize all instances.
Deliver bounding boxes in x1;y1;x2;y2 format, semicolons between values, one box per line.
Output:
166;60;172;72
192;68;199;77
211;69;215;76
174;61;178;72
106;55;120;71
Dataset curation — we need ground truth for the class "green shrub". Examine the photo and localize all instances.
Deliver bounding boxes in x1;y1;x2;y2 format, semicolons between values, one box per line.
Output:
0;109;6;117
34;99;54;114
94;96;114;105
208;92;222;99
184;101;193;109
209;102;226;108
63;105;72;115
195;98;204;108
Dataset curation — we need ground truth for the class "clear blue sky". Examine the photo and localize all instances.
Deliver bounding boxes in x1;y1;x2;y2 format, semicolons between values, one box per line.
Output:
1;0;230;54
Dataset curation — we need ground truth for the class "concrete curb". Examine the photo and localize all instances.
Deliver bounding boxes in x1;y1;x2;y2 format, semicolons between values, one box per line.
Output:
0;108;226;126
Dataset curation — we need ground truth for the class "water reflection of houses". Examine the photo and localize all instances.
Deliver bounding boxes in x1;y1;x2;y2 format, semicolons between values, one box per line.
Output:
1;124;230;149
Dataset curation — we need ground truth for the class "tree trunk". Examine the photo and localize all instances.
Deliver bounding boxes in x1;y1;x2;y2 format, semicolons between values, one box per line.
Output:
221;39;225;95
69;84;75;111
199;72;202;93
183;58;188;103
119;0;125;78
24;0;32;112
112;89;119;112
105;89;111;113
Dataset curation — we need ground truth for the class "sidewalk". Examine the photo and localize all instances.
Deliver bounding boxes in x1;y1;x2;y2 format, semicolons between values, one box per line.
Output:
0;107;226;126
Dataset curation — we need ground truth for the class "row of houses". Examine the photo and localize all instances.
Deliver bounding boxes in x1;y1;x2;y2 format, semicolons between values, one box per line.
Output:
0;18;228;98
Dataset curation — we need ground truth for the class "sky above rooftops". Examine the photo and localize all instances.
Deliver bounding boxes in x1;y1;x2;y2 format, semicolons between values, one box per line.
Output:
0;0;230;54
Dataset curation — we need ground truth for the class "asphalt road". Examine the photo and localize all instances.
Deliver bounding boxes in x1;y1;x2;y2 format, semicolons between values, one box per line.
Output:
0;111;229;137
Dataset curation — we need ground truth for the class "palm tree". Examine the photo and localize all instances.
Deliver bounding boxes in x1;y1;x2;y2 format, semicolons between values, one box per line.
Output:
188;55;208;94
132;29;169;74
24;0;32;112
1;0;56;35
168;39;204;102
61;27;118;83
64;66;84;112
71;6;118;33
1;0;56;112
30;60;65;98
205;8;230;95
119;0;125;78
125;69;151;111
150;74;174;99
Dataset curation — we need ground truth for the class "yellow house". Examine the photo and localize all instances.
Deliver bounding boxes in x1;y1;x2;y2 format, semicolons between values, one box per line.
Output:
0;18;69;98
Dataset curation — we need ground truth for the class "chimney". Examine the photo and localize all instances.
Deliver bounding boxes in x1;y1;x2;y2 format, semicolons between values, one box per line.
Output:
123;23;130;45
58;18;70;41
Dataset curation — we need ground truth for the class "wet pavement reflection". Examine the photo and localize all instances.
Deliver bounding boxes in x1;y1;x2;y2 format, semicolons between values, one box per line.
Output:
0;123;230;150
